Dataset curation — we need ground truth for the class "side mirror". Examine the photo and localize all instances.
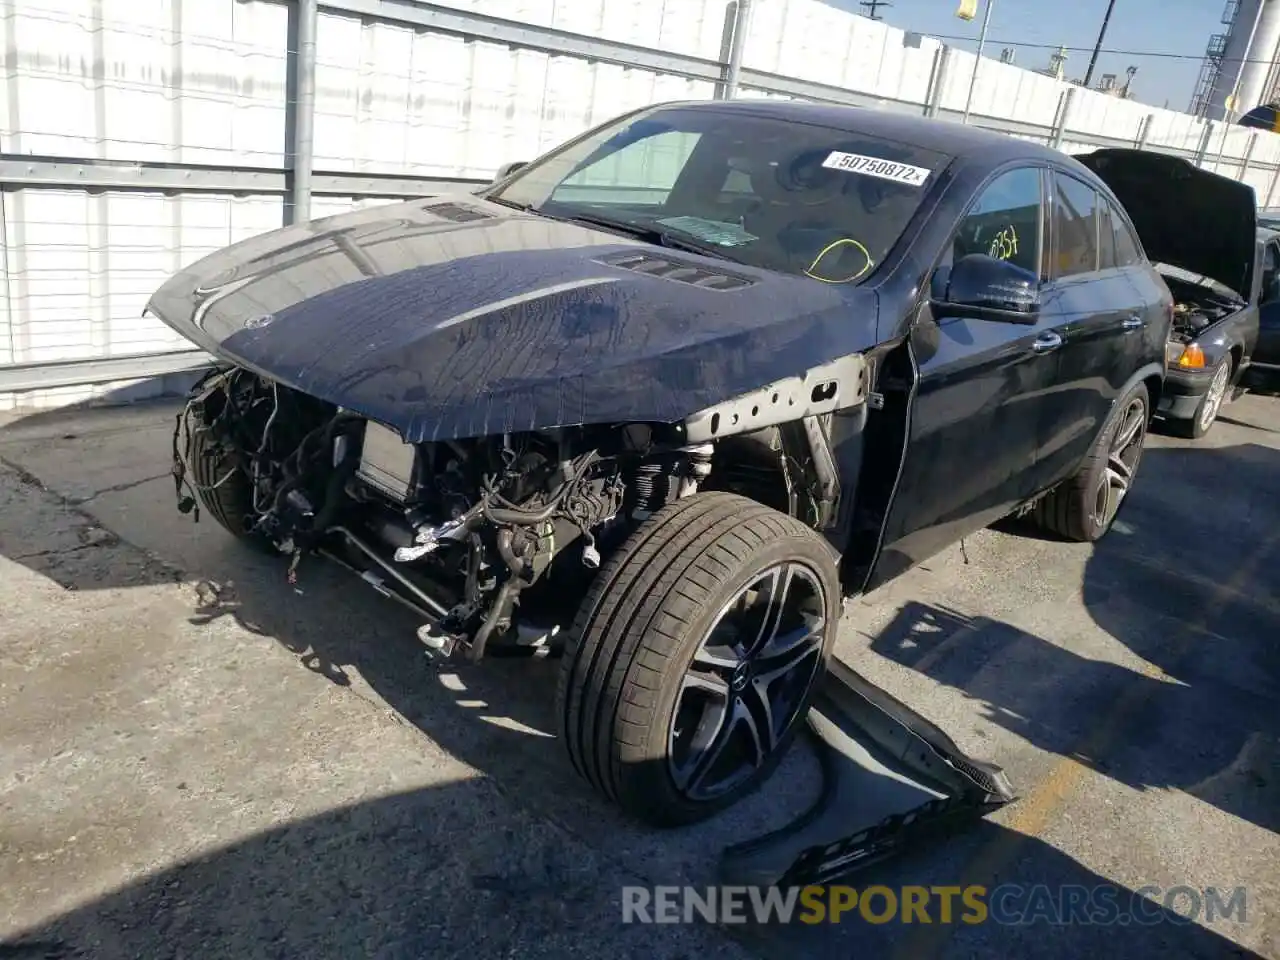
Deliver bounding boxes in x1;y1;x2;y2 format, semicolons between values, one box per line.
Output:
493;161;528;182
930;253;1041;324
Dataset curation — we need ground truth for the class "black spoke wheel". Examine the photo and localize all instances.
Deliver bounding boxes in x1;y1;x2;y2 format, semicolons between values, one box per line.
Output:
556;492;840;827
1091;393;1146;529
1171;356;1232;439
669;562;827;802
1033;380;1150;542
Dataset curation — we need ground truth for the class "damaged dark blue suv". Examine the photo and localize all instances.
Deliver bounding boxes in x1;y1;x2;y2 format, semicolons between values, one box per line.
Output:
149;100;1171;826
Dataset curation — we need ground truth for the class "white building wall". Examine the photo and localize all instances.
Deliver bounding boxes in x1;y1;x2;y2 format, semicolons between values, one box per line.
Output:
4;0;1280;411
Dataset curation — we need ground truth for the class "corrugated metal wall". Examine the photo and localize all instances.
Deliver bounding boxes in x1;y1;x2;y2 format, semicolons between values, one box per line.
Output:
3;0;1279;411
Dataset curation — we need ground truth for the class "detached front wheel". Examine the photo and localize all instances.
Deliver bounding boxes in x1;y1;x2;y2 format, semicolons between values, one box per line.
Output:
556;492;840;827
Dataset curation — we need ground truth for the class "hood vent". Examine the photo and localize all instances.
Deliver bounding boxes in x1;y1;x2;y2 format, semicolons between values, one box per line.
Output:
599;251;756;291
423;201;494;223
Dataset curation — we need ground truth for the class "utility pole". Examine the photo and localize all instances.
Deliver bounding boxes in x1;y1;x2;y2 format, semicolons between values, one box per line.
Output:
1083;0;1119;88
860;0;890;19
961;0;996;124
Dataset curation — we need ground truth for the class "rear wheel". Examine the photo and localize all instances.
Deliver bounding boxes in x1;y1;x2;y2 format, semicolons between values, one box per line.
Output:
555;492;840;826
1033;381;1149;542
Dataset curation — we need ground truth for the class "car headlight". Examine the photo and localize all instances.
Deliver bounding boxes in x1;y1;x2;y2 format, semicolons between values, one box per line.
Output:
1166;342;1206;369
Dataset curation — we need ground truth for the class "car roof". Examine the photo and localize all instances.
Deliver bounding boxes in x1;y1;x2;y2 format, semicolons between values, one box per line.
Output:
654;98;1072;167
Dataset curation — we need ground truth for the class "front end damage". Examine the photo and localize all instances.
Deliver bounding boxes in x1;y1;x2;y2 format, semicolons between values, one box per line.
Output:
170;351;867;663
171;353;1018;885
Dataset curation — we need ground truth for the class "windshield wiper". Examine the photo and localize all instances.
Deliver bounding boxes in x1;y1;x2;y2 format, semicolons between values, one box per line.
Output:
484;196;532;212
555;212;736;261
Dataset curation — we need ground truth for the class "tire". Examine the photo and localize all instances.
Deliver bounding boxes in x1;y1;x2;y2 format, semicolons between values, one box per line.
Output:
1169;355;1232;439
555;491;841;827
184;413;275;553
1033;380;1149;542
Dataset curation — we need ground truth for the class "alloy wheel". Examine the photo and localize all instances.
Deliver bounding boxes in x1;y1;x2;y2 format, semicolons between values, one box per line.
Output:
667;562;827;802
1094;395;1146;528
1199;361;1231;433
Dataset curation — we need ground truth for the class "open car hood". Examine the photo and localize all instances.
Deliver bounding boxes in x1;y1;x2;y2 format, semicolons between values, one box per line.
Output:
146;195;882;443
1075;148;1257;302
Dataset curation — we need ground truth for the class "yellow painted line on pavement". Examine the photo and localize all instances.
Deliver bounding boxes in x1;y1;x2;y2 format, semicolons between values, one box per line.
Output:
893;523;1280;960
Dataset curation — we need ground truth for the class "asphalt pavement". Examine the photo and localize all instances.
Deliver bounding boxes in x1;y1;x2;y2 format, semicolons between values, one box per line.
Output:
1;390;1276;959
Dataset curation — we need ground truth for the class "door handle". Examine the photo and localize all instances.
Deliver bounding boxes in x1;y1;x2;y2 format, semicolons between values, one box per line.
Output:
1121;314;1145;330
1031;331;1063;353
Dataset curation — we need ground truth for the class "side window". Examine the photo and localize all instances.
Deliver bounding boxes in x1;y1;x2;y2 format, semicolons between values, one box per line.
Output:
1108;199;1143;267
1097;200;1117;269
1262;241;1280;301
951;166;1042;275
1053;172;1099;278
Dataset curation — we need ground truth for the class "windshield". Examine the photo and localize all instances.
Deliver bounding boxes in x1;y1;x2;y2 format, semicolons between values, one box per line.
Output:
485;105;950;284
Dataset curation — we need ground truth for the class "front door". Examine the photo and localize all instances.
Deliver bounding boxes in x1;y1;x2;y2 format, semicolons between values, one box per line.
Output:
1257;239;1280;367
865;165;1063;590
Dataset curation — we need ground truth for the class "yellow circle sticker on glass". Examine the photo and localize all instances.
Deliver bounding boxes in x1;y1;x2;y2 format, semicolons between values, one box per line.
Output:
805;237;874;284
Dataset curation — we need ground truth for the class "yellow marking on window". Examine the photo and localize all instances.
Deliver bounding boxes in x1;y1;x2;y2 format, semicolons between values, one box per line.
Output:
988;225;1018;261
804;237;874;284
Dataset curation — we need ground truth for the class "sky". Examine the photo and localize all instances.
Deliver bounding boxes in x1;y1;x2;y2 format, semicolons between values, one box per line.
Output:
824;0;1231;111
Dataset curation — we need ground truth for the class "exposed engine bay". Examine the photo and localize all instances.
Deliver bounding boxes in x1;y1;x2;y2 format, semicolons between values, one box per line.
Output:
1160;268;1242;344
171;364;854;662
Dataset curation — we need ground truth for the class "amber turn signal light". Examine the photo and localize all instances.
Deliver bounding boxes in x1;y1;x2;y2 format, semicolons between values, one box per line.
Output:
1176;344;1207;369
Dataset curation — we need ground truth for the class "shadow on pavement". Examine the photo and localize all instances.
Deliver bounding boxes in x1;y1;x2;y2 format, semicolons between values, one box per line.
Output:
0;773;1263;960
872;442;1280;839
1;408;1276;958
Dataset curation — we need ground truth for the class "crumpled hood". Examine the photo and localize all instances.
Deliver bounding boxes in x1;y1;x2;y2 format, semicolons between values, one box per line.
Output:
1074;148;1257;302
146;195;882;442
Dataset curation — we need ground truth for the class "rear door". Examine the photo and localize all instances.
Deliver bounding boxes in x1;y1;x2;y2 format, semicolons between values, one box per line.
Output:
1030;170;1149;495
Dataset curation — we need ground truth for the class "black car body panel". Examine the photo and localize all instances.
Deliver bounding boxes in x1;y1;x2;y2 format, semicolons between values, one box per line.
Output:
1076;148;1261;420
145;202;882;443
1075;148;1257;301
1251;227;1280;375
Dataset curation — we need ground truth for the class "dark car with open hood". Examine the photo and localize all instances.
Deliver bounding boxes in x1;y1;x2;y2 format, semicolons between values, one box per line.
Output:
147;100;1171;826
1075;149;1262;438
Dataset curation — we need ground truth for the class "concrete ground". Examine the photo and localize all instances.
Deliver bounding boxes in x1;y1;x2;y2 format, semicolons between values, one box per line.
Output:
0;391;1277;959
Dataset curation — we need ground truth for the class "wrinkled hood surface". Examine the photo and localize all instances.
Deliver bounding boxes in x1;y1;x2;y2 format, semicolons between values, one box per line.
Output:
146;195;882;442
1075;148;1257;302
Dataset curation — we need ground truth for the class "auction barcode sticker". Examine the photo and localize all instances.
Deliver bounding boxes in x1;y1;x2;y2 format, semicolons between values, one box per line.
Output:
821;151;931;186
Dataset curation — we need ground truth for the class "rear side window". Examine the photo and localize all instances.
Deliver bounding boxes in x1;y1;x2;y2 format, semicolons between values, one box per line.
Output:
1053;172;1099;277
1107;199;1143;267
1097;201;1117;269
951;166;1043;275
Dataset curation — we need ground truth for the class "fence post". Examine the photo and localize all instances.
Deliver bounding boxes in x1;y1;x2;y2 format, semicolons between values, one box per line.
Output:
719;0;753;100
1194;121;1214;167
0;192;13;367
924;45;951;118
1135;113;1153;149
284;0;318;225
1050;86;1075;149
1266;163;1280;208
714;2;736;99
1240;131;1259;179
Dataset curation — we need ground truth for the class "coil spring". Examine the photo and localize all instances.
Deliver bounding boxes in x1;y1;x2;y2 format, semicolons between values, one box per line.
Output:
631;460;667;513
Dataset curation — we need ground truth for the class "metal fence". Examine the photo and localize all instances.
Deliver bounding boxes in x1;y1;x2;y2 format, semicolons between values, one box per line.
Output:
2;0;1278;407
